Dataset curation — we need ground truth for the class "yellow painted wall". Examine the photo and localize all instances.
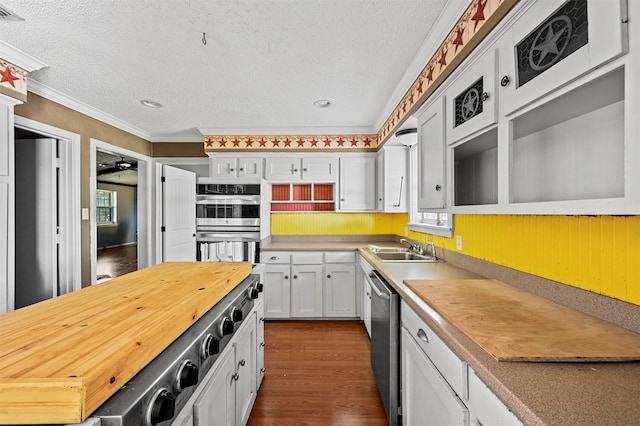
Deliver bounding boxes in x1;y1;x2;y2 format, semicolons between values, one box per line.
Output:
272;213;640;306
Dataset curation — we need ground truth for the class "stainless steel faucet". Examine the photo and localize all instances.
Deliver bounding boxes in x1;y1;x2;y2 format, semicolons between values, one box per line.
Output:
399;238;413;249
426;242;437;260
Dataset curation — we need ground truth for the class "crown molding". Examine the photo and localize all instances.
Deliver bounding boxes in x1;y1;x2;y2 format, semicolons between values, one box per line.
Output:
27;79;154;141
0;41;47;72
374;0;472;132
197;125;376;136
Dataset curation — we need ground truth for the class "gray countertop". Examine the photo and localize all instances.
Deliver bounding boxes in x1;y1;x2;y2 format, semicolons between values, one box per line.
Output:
262;240;640;426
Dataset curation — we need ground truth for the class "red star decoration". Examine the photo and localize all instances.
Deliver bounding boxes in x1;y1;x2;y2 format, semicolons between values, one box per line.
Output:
471;0;487;30
271;139;280;147
337;137;345;147
426;65;434;83
284;138;292;147
350;138;358;147
324;138;332;147
297;138;305;147
259;138;267;147
364;138;372;147
232;138;241;147
438;48;448;70
310;138;318;147
452;27;465;53
0;66;19;88
205;139;213;147
219;139;227;148
245;138;254;147
417;78;424;94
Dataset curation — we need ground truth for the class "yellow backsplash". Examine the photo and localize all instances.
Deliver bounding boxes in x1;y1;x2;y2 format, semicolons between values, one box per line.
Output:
272;213;639;306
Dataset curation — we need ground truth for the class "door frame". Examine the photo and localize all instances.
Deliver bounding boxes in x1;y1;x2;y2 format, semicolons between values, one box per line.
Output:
90;139;153;284
13;116;82;300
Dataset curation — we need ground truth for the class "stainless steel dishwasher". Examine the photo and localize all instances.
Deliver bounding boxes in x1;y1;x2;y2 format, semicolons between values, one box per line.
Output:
368;270;400;426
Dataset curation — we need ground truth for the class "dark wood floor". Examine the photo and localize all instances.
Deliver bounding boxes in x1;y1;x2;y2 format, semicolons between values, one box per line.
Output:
248;320;388;426
96;244;138;283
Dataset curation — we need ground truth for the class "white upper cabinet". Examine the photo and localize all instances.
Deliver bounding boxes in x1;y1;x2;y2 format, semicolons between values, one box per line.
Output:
209;155;262;182
416;97;446;210
376;146;408;212
445;49;498;145
499;0;628;115
265;156;337;182
338;155;376;211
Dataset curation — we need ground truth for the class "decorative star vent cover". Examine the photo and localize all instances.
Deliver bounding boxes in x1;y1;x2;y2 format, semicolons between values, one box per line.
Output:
454;78;484;128
516;0;588;88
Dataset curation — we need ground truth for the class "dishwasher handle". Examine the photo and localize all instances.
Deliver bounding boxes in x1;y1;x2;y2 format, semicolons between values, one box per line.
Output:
368;271;393;300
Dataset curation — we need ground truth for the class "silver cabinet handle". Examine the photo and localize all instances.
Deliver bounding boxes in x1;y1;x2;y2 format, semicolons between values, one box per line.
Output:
232;373;239;381
270;256;279;260
417;328;429;343
260;317;265;322
239;359;246;367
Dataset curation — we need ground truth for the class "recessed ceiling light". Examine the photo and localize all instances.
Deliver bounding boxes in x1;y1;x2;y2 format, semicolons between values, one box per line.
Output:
313;99;332;108
140;99;163;108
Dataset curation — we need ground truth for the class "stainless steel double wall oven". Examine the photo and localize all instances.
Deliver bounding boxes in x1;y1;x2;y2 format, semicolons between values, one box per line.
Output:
196;179;261;264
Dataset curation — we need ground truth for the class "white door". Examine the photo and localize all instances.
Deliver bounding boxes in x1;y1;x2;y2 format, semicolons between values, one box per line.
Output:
162;165;196;261
14;138;58;308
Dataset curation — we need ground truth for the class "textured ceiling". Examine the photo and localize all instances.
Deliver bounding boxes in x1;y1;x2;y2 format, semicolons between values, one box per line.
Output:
0;0;463;141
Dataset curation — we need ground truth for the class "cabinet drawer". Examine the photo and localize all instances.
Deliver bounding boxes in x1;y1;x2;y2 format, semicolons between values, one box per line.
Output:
324;251;355;263
468;368;522;426
261;252;290;264
401;301;467;399
291;251;323;264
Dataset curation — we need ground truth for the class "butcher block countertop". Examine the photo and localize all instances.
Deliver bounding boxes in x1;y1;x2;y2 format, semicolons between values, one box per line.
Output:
0;262;252;425
264;239;640;425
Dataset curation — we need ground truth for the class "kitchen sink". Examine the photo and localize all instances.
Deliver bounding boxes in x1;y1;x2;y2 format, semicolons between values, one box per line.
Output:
368;246;438;263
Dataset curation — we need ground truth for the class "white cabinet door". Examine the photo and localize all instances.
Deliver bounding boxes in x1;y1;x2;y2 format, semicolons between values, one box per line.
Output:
209;157;238;179
265;157;300;181
236;157;262;180
468;368;522;426
401;328;469;426
377;146;408;212
290;265;323;317
324;264;356;317
338;156;376;211
500;0;628;115
209;156;262;181
264;264;291;318
363;276;371;337
446;49;498;144
193;347;236;426
302;156;337;181
235;316;257;426
417;97;446;210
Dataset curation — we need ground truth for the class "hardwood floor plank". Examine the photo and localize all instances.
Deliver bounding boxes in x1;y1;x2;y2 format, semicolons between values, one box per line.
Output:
248;320;388;426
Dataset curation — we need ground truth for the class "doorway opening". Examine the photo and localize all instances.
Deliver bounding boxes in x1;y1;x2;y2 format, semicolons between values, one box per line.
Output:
95;149;139;282
12;117;81;310
90;139;151;285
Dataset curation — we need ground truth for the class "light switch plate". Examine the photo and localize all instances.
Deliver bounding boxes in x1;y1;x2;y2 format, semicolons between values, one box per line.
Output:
456;235;462;250
82;208;90;220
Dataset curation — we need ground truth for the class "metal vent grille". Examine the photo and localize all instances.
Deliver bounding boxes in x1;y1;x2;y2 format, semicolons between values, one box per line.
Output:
0;4;24;21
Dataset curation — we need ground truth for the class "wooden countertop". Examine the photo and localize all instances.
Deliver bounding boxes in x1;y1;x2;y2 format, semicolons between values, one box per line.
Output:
0;262;252;425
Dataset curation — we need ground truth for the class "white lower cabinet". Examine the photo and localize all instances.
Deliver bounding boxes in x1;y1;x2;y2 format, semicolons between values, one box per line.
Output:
193;347;236;426
290;264;323;317
401;301;522;426
262;251;357;319
401;327;469;426
176;303;259;426
357;254;373;337
255;298;265;387
467;368;522;426
324;263;356;317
